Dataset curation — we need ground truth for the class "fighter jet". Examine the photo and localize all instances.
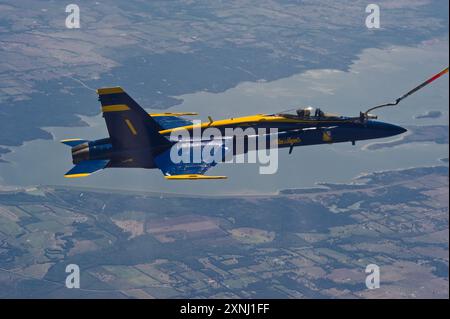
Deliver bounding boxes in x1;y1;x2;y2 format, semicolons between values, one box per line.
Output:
61;67;448;180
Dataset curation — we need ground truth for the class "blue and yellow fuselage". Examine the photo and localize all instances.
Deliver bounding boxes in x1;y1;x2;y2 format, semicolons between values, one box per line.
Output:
61;87;407;179
157;113;406;154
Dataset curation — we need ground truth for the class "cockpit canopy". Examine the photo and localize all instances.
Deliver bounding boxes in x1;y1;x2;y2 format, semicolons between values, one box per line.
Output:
278;107;339;119
296;107;323;118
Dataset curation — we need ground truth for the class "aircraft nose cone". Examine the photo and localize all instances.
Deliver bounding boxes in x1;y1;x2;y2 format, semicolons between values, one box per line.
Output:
377;122;406;137
366;121;407;138
398;126;407;134
387;123;407;136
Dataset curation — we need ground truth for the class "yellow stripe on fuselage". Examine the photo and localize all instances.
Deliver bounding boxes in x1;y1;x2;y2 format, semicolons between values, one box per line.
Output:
158;114;350;135
101;104;130;112
165;174;227;180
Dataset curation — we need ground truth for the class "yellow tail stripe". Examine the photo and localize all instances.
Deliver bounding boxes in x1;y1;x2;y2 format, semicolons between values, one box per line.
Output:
125;119;138;135
102;104;130;112
97;87;124;95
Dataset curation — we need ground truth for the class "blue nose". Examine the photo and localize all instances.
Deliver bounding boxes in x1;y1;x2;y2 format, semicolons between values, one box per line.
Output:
366;121;407;138
381;123;407;135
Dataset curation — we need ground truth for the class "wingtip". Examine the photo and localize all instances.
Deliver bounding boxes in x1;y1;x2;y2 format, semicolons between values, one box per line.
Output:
60;138;87;147
64;173;91;178
164;174;227;180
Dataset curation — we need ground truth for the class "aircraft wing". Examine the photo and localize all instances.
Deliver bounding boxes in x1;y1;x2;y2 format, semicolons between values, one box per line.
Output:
153;140;229;180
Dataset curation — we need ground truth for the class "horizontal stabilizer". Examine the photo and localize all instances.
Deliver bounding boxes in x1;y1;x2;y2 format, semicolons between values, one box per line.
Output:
64;159;110;178
61;139;88;147
150;113;196;130
165;174;227;180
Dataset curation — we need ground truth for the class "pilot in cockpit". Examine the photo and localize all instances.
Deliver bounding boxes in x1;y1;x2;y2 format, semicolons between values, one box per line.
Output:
295;107;325;118
278;106;334;119
296;107;311;118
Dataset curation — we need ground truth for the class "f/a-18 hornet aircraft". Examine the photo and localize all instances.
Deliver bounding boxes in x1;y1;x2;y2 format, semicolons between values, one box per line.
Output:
62;67;448;180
